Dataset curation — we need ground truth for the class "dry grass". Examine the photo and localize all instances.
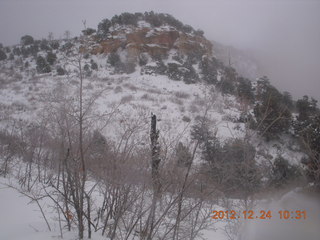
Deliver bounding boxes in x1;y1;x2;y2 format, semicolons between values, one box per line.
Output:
12;84;22;93
192;98;206;106
140;93;156;102
84;83;94;90
188;103;199;113
146;88;162;94
70;79;78;86
123;83;138;91
121;94;134;103
179;106;185;113
182;116;191;122
174;91;190;99
169;97;184;105
114;86;123;93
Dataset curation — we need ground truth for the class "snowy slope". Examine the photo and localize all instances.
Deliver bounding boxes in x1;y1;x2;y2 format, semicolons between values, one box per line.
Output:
0;17;312;240
0;64;305;167
0;178;111;240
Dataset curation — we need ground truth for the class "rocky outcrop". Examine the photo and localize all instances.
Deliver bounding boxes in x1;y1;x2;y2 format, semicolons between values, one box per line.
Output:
91;26;213;62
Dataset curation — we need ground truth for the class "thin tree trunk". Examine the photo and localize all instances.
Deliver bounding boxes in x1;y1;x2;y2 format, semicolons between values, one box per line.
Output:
144;114;161;240
87;194;91;239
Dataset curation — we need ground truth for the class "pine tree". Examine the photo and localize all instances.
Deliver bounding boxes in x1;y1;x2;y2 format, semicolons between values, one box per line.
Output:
253;77;292;140
56;66;65;75
20;35;34;46
282;91;294;111
0;49;7;61
218;67;236;94
199;57;217;84
175;142;192;167
36;55;51;73
270;156;302;188
300;114;320;189
97;19;111;38
46;51;57;65
237;77;254;102
296;95;318;122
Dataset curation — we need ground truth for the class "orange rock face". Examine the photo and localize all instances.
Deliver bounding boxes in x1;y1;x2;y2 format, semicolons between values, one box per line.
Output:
91;27;213;61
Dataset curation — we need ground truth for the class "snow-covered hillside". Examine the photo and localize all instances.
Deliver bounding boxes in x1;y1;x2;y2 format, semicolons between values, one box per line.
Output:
0;57;305;165
0;12;318;240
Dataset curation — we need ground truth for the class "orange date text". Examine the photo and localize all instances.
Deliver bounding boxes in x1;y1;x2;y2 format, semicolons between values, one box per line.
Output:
211;210;307;220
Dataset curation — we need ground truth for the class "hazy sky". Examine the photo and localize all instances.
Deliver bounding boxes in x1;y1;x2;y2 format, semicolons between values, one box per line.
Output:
0;0;319;100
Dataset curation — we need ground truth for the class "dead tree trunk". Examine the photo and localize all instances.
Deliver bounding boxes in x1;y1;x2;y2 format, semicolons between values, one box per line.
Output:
143;113;161;240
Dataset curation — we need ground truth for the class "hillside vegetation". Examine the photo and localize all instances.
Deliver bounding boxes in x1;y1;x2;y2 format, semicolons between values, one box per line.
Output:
0;12;319;240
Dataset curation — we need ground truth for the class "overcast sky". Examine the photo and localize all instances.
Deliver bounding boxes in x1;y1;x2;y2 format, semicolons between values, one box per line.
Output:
0;0;319;100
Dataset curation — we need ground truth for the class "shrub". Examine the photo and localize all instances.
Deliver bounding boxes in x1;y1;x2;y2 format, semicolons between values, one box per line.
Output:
56;66;65;75
119;12;139;26
237;77;254;103
82;28;96;36
169;97;183;105
20;44;39;58
188;103;199;113
182;24;193;33
182;65;198;84
217;139;260;196
36;55;51;73
299;114;320;189
195;29;204;36
60;42;73;51
123;83;137;91
199;57;218;84
121;95;134;103
110;13;139;27
20;35;34;46
107;52;121;67
174;91;190;99
253;77;292;140
296;95;318;122
146;88;161;94
192;118;260;197
120;62;136;74
282;91;294;111
83;63;92;76
143;60;167;75
175;142;192;167
97;18;111;38
182;116;191;122
269;156;302;188
144;11;162;27
90;59;98;70
40;39;51;51
50;41;60;50
46;51;57;65
167;63;184;81
13;47;21;56
218;67;236;95
0;49;7;61
141;93;155;101
138;53;148;66
113;86;122;93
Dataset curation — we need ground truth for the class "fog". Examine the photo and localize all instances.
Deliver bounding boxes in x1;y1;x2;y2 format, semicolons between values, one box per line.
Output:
241;190;320;240
0;0;319;100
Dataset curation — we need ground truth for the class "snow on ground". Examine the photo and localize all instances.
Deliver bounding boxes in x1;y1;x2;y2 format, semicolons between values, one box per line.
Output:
239;190;320;240
0;176;107;240
0;58;305;166
0;176;54;240
0;173;227;240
